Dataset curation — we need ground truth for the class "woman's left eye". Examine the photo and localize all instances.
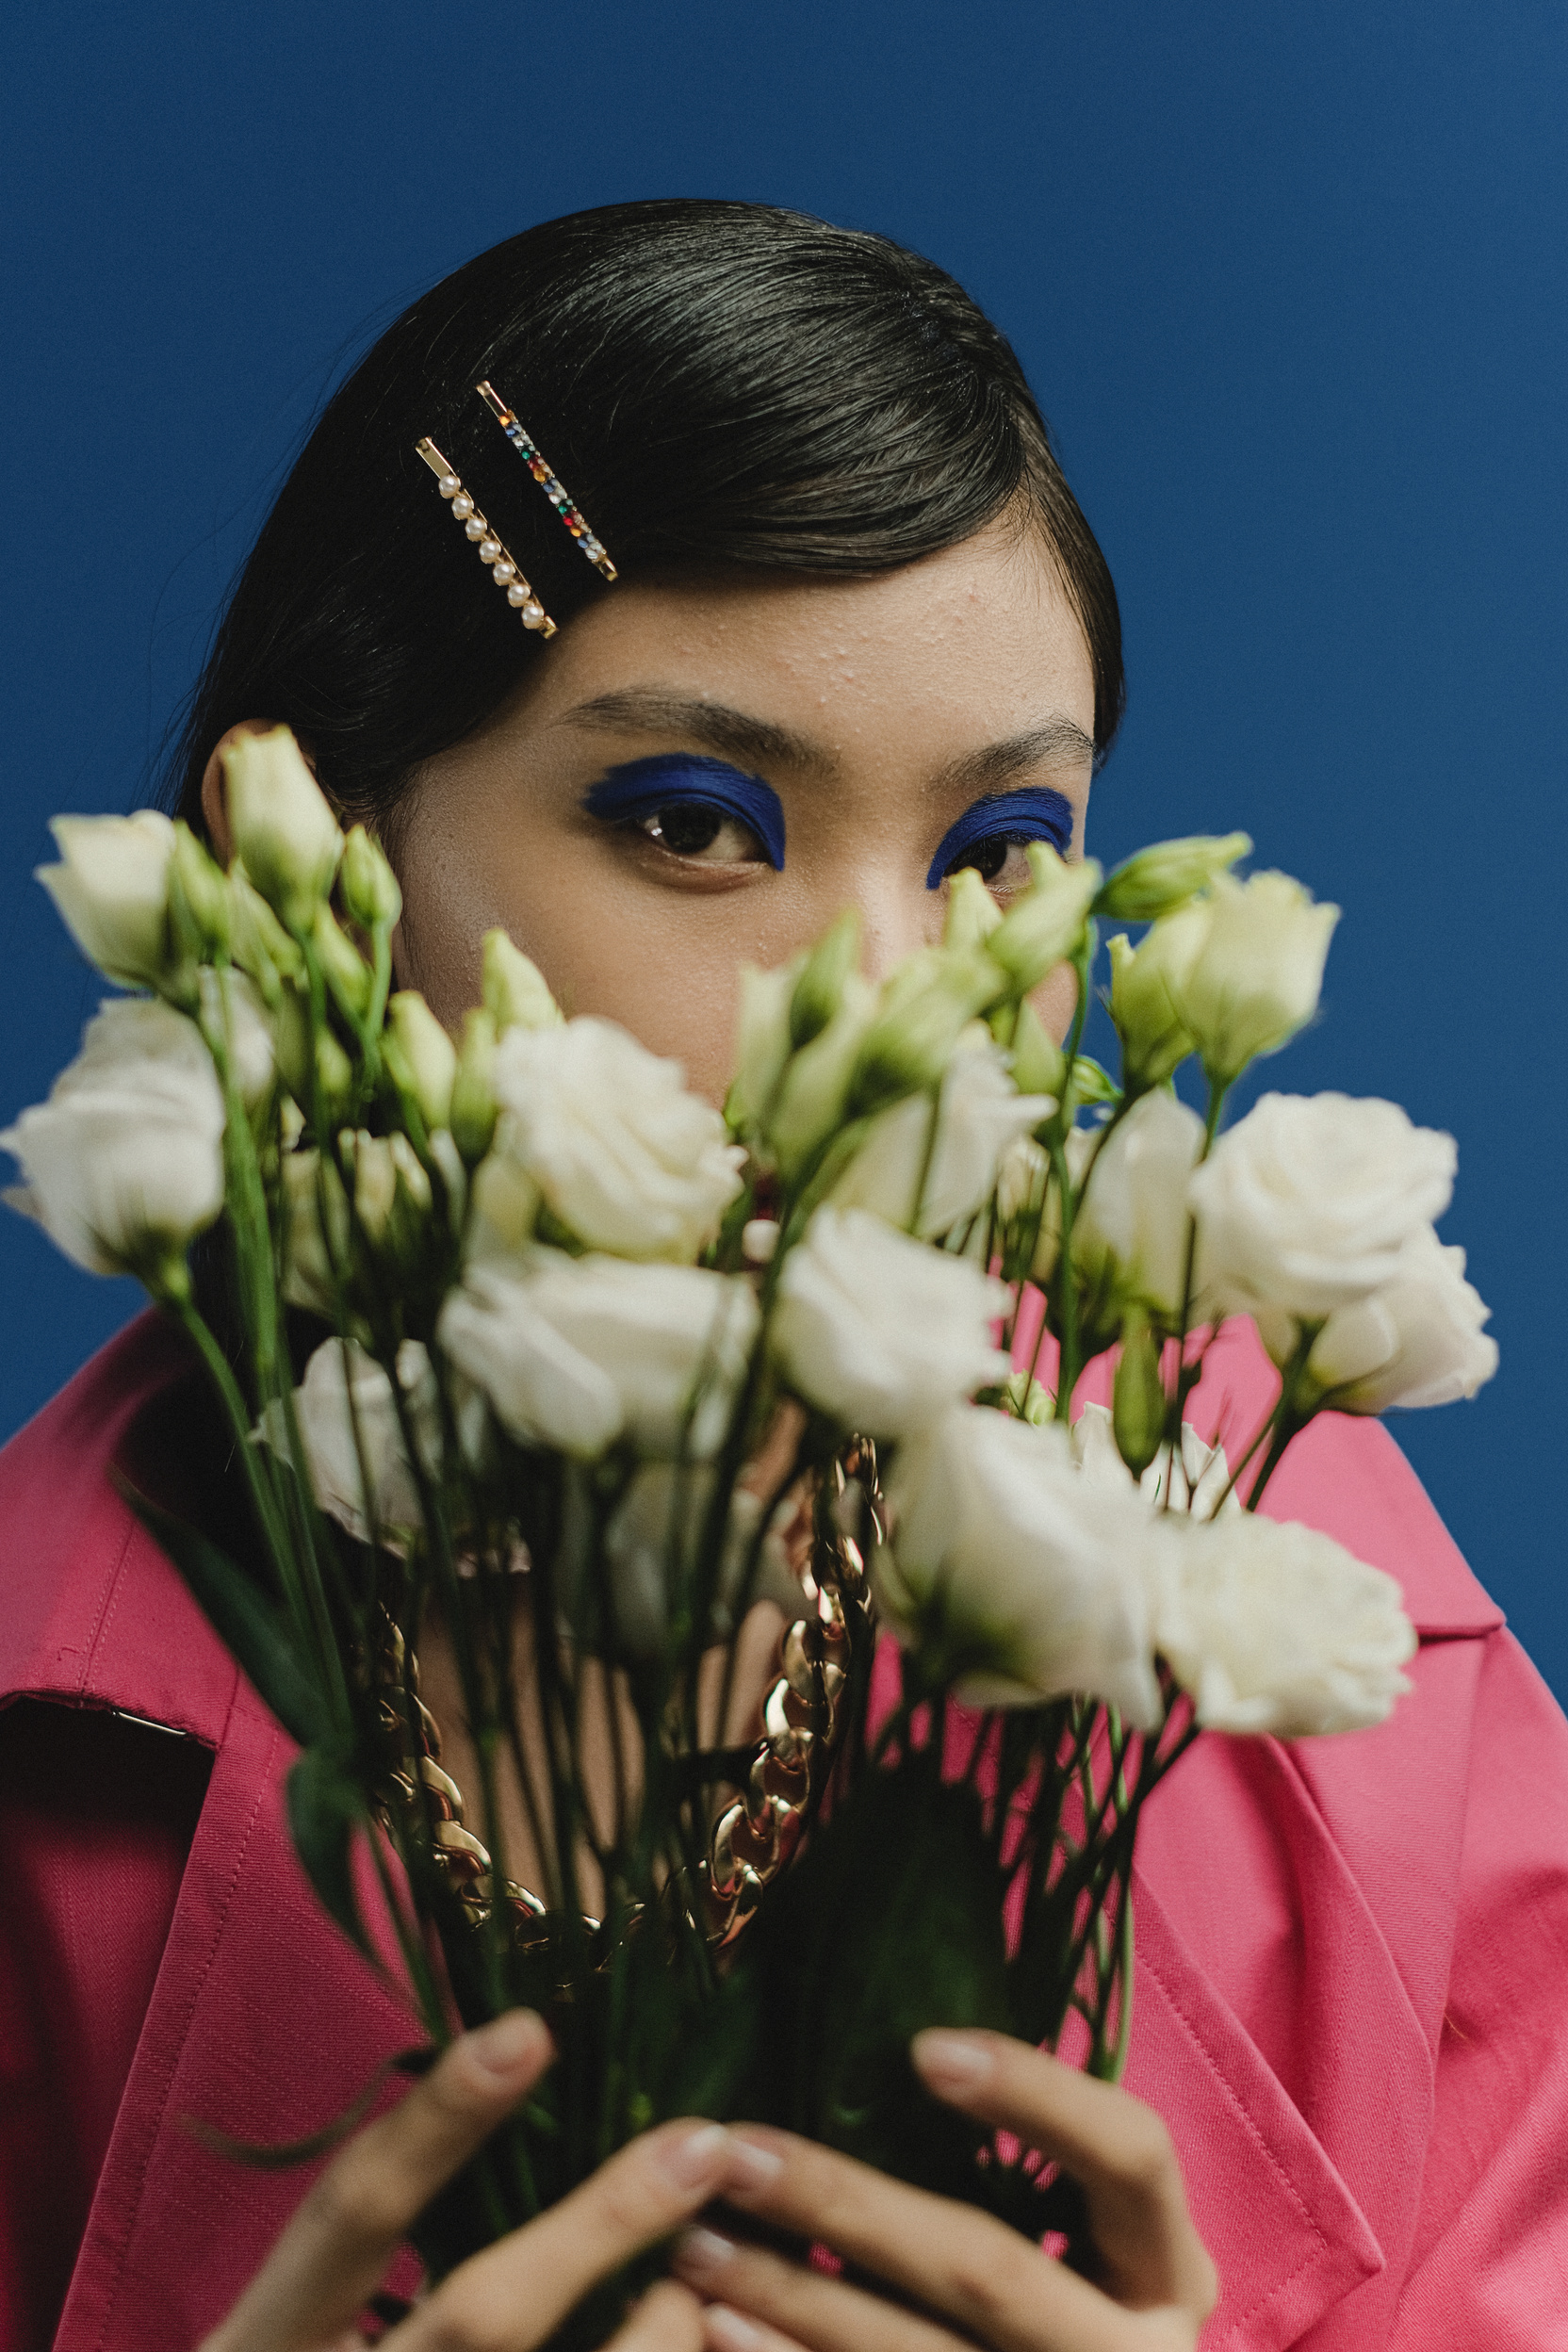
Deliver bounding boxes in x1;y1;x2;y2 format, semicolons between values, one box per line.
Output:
637;801;765;864
947;835;1035;892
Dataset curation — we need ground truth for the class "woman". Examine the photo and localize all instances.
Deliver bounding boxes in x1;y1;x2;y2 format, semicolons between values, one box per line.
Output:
3;201;1565;2352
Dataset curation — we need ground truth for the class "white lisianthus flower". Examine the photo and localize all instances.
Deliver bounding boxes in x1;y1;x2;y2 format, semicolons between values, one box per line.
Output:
772;1206;1010;1438
1161;871;1339;1084
222;727;344;934
257;1337;439;1546
489;1018;743;1262
1070;1399;1239;1520
1072;1090;1205;1321
439;1252;759;1460
830;1035;1054;1238
1189;1092;1458;1324
876;1406;1165;1725
36;810;178;991
1153;1511;1415;1735
2;998;224;1288
1300;1225;1498;1412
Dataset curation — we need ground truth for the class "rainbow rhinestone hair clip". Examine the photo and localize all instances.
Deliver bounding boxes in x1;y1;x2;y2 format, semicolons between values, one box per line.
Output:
475;382;618;581
415;439;557;636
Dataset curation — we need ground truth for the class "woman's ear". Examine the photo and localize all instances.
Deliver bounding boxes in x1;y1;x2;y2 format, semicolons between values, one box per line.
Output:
200;722;319;866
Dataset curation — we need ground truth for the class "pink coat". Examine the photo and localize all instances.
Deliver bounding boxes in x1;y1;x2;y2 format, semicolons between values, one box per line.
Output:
3;1312;1566;2350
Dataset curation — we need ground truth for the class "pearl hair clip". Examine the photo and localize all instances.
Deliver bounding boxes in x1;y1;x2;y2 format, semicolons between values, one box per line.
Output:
414;438;557;637
475;382;618;581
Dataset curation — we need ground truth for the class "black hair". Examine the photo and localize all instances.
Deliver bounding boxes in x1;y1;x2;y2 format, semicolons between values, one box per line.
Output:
169;199;1122;833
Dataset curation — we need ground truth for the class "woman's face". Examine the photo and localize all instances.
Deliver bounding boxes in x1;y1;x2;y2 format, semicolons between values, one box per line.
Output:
391;513;1099;1102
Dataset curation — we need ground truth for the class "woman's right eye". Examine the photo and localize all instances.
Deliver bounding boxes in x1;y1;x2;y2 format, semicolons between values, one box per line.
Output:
636;801;765;863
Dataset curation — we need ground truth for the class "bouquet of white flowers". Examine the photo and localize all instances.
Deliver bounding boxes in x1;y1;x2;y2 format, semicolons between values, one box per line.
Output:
5;727;1496;2330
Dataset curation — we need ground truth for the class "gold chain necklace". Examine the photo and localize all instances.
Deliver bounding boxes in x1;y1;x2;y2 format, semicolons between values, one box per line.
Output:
373;1447;877;1952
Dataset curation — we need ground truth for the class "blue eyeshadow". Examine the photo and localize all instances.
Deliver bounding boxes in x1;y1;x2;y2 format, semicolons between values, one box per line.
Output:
583;755;786;870
925;787;1075;890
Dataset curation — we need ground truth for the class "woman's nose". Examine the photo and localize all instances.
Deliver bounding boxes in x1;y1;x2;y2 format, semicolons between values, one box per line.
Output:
844;868;945;982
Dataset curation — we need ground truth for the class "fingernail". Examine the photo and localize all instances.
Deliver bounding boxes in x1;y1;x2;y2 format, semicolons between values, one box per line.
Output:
706;2309;765;2352
659;2122;732;2191
466;2010;544;2078
727;2137;783;2194
674;2225;735;2277
912;2029;995;2090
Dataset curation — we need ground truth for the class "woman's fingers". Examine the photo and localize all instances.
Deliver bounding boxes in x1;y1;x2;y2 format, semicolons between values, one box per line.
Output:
387;2118;743;2350
607;2279;706;2352
202;2009;555;2352
911;2031;1217;2322
710;2131;1179;2352
674;2226;959;2352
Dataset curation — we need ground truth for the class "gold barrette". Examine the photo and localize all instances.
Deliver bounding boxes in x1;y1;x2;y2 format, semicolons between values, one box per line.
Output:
475;382;618;581
414;438;557;637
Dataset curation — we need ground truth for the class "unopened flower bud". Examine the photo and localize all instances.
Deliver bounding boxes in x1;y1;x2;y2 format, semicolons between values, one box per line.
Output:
338;825;402;931
37;809;177;992
1007;999;1066;1102
849;948;1006;1114
222;727;343;935
385;991;456;1133
450;1008;498;1166
482;927;562;1034
231;868;306;1004
1168;872;1339;1086
314;1027;356;1129
312;905;373;1022
943;866;1004;956
986;845;1101;995
770;976;877;1179
1096;833;1251;923
1113;1308;1167;1480
789;907;861;1048
1108;928;1196;1090
169;822;231;968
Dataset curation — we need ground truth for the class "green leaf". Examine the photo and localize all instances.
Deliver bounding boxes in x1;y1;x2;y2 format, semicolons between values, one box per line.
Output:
122;1485;327;1746
286;1744;374;1958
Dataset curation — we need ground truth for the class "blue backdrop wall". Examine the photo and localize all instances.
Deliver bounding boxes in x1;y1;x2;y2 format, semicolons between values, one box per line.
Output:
3;6;1563;1686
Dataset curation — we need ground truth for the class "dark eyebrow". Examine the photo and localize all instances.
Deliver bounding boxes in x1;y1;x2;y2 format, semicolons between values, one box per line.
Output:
558;689;837;776
931;717;1097;801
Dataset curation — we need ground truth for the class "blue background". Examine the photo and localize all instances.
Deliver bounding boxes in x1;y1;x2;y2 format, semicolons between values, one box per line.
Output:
3;8;1563;1686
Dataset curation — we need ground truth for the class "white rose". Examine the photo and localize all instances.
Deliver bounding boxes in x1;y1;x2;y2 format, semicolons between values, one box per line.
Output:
36;810;177;991
439;1252;759;1460
2;997;224;1286
772;1206;1010;1438
876;1405;1165;1725
1189;1092;1458;1322
490;1017;743;1262
830;1036;1054;1238
1301;1225;1498;1412
257;1337;437;1545
223;727;344;933
1070;1398;1239;1520
1162;871;1339;1084
1072;1090;1205;1320
1153;1511;1415;1735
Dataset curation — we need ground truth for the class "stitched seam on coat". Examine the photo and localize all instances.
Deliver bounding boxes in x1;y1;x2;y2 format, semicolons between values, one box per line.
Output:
74;1519;136;1695
1138;1937;1340;2343
89;1702;280;2352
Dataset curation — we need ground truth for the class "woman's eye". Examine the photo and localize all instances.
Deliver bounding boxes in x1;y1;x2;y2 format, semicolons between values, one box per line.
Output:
637;801;765;863
950;835;1034;892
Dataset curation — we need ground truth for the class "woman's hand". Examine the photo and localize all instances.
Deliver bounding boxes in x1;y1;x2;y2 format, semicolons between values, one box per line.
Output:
669;2030;1217;2352
200;2009;760;2352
